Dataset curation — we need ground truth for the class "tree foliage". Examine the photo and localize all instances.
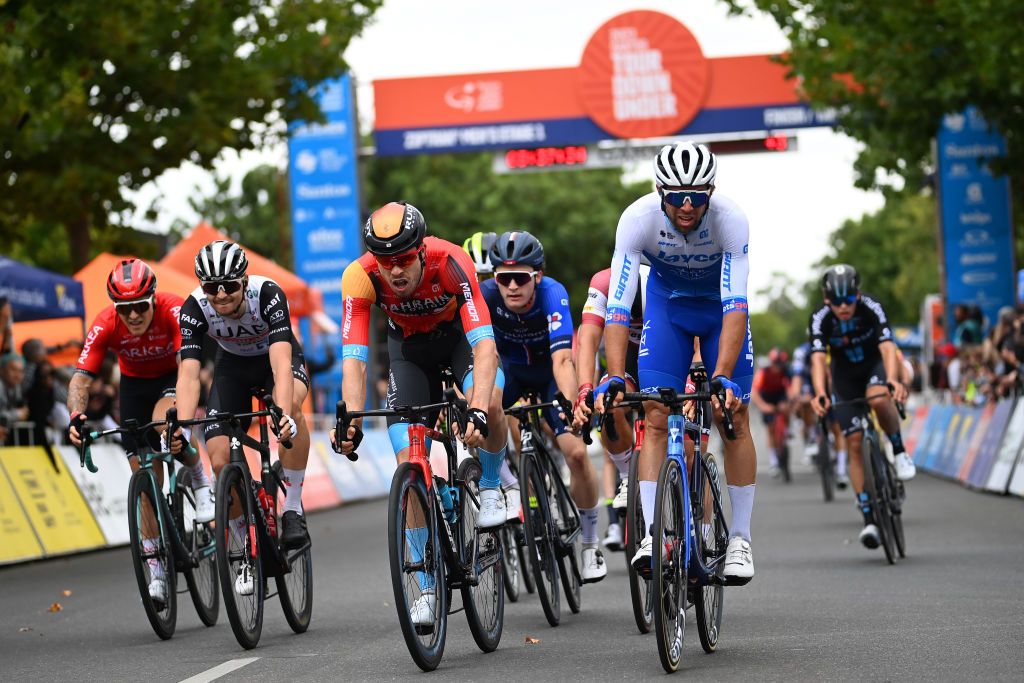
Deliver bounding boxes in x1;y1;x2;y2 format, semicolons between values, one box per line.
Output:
361;153;650;313
1;0;381;270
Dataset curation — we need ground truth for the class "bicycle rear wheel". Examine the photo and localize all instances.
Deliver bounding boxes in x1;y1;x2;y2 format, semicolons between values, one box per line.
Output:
388;462;447;671
269;462;313;633
862;437;896;565
693;453;725;654
216;462;264;649
128;469;177;640
175;469;218;627
520;450;561;627
499;524;521;602
653;457;688;673
774;415;791;483
457;458;504;653
625;453;653;634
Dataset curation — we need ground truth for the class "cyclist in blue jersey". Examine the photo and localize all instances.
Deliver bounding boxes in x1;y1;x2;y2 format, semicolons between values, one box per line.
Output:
481;230;607;583
597;141;757;584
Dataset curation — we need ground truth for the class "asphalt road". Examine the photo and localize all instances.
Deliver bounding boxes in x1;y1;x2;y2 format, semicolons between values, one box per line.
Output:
3;427;1024;681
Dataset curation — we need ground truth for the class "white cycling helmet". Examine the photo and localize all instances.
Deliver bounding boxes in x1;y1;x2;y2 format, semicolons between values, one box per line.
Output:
654;141;717;188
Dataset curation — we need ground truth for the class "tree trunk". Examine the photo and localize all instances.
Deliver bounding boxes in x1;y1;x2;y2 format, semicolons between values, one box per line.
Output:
64;214;92;272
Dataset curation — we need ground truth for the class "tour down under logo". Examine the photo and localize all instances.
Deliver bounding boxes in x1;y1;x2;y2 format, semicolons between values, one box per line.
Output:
577;10;709;140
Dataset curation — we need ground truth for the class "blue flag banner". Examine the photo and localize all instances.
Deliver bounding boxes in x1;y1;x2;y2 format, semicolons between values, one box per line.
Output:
0;257;85;322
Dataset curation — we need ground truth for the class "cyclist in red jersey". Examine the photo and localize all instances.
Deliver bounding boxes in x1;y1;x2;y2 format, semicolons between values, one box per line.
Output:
751;347;792;476
66;259;214;605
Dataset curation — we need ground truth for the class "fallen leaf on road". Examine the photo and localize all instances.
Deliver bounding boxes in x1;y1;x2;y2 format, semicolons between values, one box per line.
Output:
48;603;62;613
525;636;540;645
62;590;72;597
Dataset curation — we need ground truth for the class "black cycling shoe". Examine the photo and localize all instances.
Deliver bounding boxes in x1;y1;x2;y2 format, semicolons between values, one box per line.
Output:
280;510;310;550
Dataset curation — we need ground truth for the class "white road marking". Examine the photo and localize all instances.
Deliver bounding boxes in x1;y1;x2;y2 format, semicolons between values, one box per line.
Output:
179;657;260;683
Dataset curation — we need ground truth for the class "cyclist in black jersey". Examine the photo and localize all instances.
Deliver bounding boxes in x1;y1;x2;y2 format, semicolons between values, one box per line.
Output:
808;264;915;550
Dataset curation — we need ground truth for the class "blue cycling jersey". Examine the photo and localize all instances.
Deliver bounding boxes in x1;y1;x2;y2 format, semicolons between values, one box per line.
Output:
481;276;574;365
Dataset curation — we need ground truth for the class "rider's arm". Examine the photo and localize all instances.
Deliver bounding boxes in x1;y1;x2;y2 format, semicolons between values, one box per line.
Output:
259;281;296;412
444;247;498;411
175;295;210;420
749;371;771;412
339;261;376;419
551;349;579;403
880;340;902;391
712;208;750;383
175;357;202;422
604;212;644;381
543;278;578;400
577;270;609;388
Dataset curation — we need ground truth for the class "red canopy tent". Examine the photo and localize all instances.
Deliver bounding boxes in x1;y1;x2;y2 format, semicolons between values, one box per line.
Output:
160;223;316;317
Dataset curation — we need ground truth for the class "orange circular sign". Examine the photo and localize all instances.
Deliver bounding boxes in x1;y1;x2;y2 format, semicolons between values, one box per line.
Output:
577;11;709;140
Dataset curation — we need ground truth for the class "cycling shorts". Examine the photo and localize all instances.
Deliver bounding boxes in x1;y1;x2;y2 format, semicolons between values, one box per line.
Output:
503;362;569;437
758;390;788;425
638;290;753;402
385;321;505;453
204;344;308;440
831;358;887;436
119;371;177;457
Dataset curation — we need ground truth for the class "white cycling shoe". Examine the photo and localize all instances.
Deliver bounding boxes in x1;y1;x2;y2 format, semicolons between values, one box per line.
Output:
235;564;255;596
603;522;624;552
612;478;629;510
148;577;167;604
723;537;754;584
193;486;215;524
836;473;850;490
859;523;881;549
410;592;437;626
581;544;607;583
630;534;666;572
477;488;506;529
894;453;917;481
503;486;522;523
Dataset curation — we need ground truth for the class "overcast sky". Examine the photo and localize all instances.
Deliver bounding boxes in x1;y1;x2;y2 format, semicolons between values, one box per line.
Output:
131;0;885;311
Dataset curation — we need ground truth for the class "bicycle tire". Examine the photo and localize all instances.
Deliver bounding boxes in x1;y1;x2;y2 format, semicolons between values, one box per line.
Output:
457;458;504;653
693;453;725;654
520;450;561;627
175;469;219;627
625;452;653;634
269;462;313;634
127;469;177;640
388;462;447;671
816;426;835;503
861;436;896;565
779;442;792;483
499;524;521;602
653;457;687;673
216;462;264;649
548;464;581;615
506;455;535;595
890;477;907;558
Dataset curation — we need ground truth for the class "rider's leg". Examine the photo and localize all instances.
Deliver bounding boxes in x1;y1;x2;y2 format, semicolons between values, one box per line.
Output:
555;430;598;535
279;378;310;515
638;401;668;532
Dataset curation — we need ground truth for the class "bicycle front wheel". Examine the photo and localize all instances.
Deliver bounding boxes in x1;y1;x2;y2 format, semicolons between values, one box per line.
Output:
128;469;177;640
548;465;581;615
520;450;561;627
653;457;688;673
890;477;907;558
816;426;835;503
269;462;313;633
693;453;725;653
862;437;896;565
457;458;504;653
175;469;219;627
388;462;447;671
216;462;264;649
625;454;653;634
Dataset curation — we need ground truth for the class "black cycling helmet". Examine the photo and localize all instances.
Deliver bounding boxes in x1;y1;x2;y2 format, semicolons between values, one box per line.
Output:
488;230;545;270
363;201;427;256
194;240;248;282
821;263;860;301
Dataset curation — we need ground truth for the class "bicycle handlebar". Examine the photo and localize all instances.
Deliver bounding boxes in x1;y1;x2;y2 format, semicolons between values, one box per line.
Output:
607;384;737;441
79;417;171;473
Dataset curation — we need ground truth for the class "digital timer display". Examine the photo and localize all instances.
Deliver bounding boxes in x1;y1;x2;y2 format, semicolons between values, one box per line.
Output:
504;146;589;169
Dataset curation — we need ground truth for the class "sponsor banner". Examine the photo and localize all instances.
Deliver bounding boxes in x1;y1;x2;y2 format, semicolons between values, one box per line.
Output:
967;398;1014;488
938;407;980;479
917;406;953;469
937;107;1016;331
314;429;393;502
958;403;995;483
295;439;342;512
1007;440;1024;497
903;406;930;458
0;447;106;556
985;400;1024;493
0;461;44;565
57;445;133;546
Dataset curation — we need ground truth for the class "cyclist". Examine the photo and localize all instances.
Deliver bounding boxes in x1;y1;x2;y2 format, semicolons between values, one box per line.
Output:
597;141;757;584
481;230;606;583
750;347;791;477
809;264;915;550
66;258;214;604
333;202;509;625
462;231;498;279
790;339;850;488
170;240;309;594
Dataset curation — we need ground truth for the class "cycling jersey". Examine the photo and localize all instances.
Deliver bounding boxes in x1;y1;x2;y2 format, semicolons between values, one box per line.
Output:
582;267;646;346
752;367;790;397
178;276;293;359
791;342;811;381
481;276;572;365
340;237;493;362
76;292;183;378
808;294;893;369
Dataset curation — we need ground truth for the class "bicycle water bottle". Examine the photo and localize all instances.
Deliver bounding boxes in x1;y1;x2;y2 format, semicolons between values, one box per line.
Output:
257;486;277;538
435;477;456;524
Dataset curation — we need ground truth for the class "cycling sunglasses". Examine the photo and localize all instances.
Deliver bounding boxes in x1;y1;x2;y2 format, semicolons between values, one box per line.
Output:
660;188;712;208
114;297;153;316
495;271;537;287
828;294;858;306
375;248;421;270
201;279;244;296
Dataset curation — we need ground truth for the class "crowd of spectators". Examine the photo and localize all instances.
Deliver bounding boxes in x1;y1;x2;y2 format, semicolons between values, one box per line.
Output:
932;304;1024;405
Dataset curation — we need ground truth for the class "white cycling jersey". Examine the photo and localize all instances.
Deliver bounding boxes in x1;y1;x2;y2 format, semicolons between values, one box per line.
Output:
605;191;750;325
178;276;293;358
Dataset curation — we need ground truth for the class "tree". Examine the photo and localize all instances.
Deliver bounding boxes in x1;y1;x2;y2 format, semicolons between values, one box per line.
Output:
749;272;809;356
1;0;381;270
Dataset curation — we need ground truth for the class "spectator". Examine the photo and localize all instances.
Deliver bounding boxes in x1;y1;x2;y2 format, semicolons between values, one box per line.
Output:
25;359;57;448
0;295;12;355
953;304;983;347
1;353;29;445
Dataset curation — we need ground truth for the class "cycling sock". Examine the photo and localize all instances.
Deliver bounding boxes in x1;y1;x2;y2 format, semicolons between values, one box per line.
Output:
887;431;906;455
477;445;505;490
580;506;600;544
608;449;631;477
282;468;305;515
837;450;848;476
187;459;211;489
498;458;518;489
768;448;779;468
639;481;658;535
857;492;873;525
143;538;164;579
727;484;755;542
405;527;435;592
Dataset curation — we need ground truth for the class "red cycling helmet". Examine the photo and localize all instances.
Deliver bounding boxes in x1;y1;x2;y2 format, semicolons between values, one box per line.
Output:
107;258;157;302
768;347;789;365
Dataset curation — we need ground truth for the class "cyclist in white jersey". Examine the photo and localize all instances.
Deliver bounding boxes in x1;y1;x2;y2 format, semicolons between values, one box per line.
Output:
597;141;758;584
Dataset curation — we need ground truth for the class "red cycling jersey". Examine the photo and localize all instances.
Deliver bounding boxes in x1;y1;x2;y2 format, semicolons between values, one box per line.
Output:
340;237;494;360
76;292;183;378
752;367;790;397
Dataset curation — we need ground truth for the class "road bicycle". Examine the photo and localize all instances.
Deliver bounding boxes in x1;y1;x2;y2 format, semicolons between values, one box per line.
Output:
814;417;837;502
334;385;503;671
170;393;312;649
80;420;218;640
